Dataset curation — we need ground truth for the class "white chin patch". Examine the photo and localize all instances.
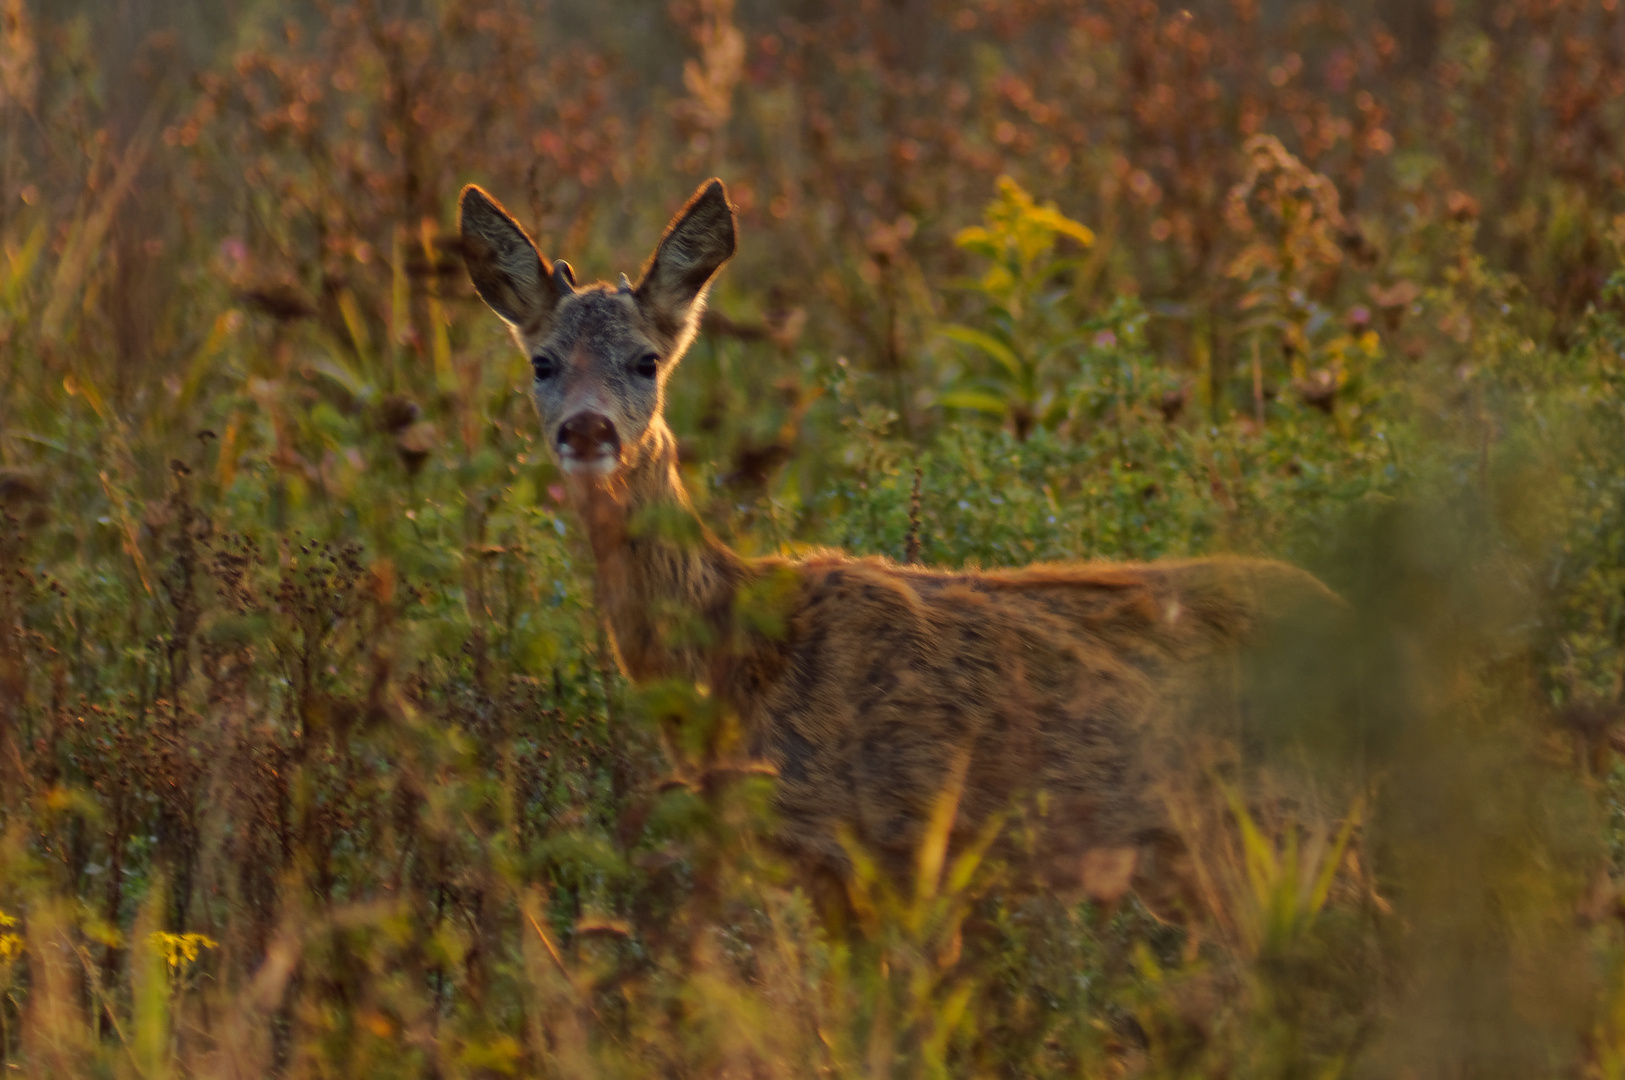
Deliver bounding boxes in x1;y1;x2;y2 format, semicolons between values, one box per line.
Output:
559;454;620;478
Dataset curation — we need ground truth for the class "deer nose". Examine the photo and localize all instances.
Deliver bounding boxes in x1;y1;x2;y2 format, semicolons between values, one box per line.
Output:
557;412;620;461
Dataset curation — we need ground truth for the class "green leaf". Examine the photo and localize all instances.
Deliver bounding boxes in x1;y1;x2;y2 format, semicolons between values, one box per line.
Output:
942;324;1024;380
937;390;1010;415
1308;796;1364;917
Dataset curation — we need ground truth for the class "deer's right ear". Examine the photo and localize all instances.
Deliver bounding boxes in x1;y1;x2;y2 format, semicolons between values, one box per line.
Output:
459;185;565;329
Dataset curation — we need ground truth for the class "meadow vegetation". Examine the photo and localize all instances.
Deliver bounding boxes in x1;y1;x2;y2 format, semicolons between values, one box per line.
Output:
3;0;1625;1075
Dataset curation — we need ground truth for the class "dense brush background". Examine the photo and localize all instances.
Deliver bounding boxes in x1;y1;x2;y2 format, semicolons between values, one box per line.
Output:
4;0;1625;1075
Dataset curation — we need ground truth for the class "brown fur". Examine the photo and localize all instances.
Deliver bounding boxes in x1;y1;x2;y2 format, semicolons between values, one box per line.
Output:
460;179;1343;917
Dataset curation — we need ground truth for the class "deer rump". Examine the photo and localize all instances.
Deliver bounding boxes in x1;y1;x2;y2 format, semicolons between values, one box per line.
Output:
729;552;1344;917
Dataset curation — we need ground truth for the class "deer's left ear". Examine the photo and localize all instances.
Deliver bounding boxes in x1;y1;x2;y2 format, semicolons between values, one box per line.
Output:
635;179;736;350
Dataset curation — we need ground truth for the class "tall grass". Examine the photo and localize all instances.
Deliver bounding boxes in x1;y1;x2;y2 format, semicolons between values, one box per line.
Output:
2;0;1625;1075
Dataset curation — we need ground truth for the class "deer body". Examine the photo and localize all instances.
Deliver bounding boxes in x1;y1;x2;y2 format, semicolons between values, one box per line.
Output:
460;179;1339;912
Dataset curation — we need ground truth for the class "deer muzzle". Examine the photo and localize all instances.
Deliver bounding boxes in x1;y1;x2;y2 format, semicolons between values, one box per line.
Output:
557;411;621;474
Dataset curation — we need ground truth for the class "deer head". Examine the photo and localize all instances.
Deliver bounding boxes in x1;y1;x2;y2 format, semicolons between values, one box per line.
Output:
458;179;737;480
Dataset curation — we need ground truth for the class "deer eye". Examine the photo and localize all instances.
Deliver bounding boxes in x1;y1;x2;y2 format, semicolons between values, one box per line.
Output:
634;351;659;379
531;353;558;380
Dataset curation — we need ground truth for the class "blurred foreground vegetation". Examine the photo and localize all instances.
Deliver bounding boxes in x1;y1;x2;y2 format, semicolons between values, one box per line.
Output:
5;0;1625;1075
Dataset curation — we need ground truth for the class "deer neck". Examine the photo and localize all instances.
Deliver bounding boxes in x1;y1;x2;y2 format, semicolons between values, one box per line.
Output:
564;419;744;685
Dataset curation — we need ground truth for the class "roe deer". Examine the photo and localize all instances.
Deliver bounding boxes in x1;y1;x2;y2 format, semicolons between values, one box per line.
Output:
458;178;1344;919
